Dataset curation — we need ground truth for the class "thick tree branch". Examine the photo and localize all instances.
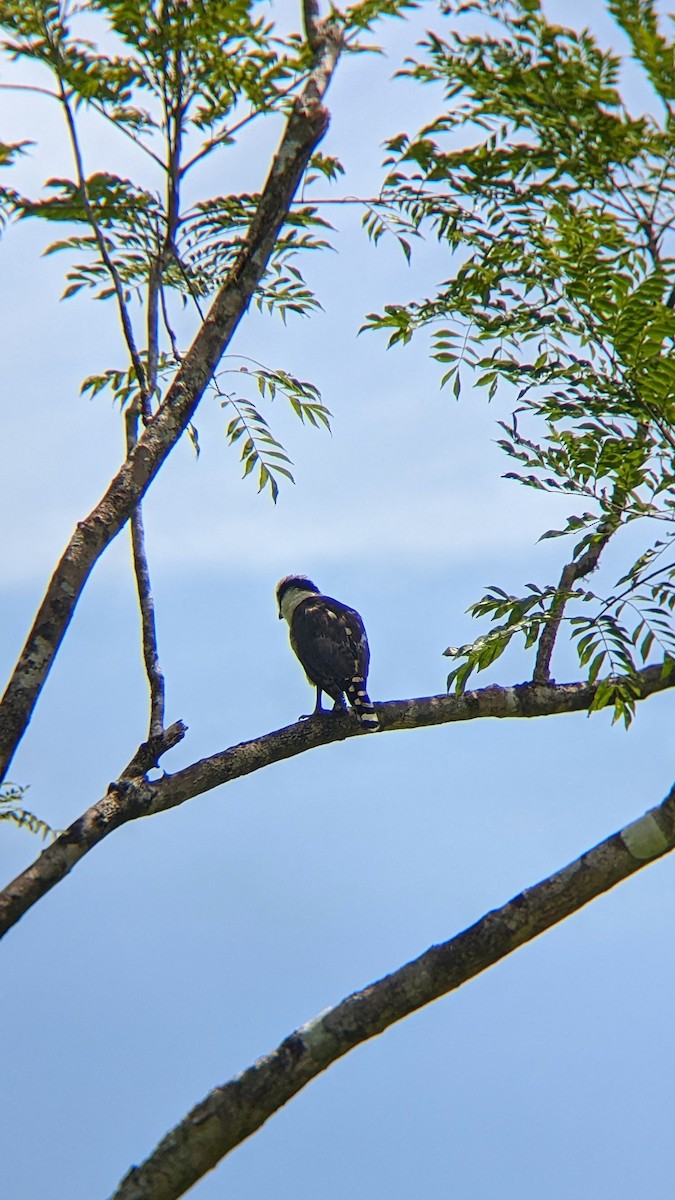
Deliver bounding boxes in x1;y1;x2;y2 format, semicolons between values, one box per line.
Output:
0;665;672;942
109;778;675;1200
0;26;342;783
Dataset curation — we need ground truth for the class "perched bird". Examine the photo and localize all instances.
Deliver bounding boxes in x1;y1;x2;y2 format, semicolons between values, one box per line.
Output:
276;575;379;731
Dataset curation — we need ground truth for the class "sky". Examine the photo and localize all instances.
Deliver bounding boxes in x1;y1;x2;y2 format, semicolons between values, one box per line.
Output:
2;2;675;1199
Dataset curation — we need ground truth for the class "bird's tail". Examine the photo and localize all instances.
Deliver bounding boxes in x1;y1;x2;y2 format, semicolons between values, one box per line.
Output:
346;677;379;731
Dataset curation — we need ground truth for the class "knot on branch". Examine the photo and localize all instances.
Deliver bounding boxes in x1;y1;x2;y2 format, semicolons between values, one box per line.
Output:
120;719;187;780
294;88;331;135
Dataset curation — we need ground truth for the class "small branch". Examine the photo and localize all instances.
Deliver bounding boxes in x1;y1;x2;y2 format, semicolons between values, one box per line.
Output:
120;719;187;779
0;665;672;942
533;509;622;684
0;83;167;169
180;81;305;176
160;284;181;362
57;78;149;406
532;561;578;684
597;555;675;621
88;103;166;171
0;24;342;782
109;777;675;1200
0;81;58;100
303;0;323;51
125;404;166;740
0;720;186;943
145;255;161;419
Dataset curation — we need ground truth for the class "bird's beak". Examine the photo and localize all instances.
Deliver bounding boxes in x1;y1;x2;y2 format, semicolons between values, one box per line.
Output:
278;610;282;620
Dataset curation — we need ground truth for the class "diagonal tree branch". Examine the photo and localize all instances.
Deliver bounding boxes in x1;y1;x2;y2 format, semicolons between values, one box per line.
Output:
108;777;675;1200
0;22;343;784
1;664;672;943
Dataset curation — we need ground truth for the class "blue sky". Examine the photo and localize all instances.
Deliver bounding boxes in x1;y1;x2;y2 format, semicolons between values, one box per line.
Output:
2;2;675;1198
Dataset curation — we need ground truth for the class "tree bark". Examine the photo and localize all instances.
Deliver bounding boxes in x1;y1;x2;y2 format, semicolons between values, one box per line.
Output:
0;25;342;783
109;777;675;1200
0;665;671;942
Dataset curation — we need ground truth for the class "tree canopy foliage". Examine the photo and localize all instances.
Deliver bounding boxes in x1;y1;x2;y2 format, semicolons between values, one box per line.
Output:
1;2;675;1198
366;0;675;720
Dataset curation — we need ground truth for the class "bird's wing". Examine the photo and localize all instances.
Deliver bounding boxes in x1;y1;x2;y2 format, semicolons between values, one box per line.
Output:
292;596;370;687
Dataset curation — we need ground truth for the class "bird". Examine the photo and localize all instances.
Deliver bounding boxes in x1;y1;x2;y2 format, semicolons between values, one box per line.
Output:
276;575;379;731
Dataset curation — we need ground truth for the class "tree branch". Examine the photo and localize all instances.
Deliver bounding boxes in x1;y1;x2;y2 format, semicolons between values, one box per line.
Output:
0;24;343;783
125;404;166;739
303;0;323;51
1;665;672;942
533;509;622;684
57;77;150;406
145;254;162;417
108;777;675;1200
0;719;186;943
120;720;187;780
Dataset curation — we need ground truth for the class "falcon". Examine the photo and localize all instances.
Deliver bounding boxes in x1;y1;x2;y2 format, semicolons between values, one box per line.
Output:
276;575;379;731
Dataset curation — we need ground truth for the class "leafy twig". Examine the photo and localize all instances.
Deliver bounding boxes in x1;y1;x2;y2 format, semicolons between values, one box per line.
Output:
0;783;58;841
57;76;150;406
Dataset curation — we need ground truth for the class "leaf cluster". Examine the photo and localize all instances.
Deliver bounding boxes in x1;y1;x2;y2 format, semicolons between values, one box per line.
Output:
219;364;331;502
0;0;348;491
365;0;675;711
0;783;58;840
446;548;675;722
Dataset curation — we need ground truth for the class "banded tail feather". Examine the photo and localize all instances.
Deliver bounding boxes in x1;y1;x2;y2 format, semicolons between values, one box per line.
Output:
346;676;379;730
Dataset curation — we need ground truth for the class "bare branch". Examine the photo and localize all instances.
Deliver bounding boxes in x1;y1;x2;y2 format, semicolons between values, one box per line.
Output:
0;27;343;783
145;256;162;418
109;778;675;1200
120;719;187;779
533;511;621;684
160;284;181;362
125;404;166;739
0;720;186;943
532;561;579;684
1;664;672;942
0;81;58;100
181;77;305;176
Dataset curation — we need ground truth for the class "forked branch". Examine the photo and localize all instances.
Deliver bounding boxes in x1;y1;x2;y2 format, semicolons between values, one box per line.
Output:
0;665;672;942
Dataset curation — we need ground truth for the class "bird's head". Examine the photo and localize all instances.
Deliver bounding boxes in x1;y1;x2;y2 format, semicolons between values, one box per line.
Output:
276;575;320;621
